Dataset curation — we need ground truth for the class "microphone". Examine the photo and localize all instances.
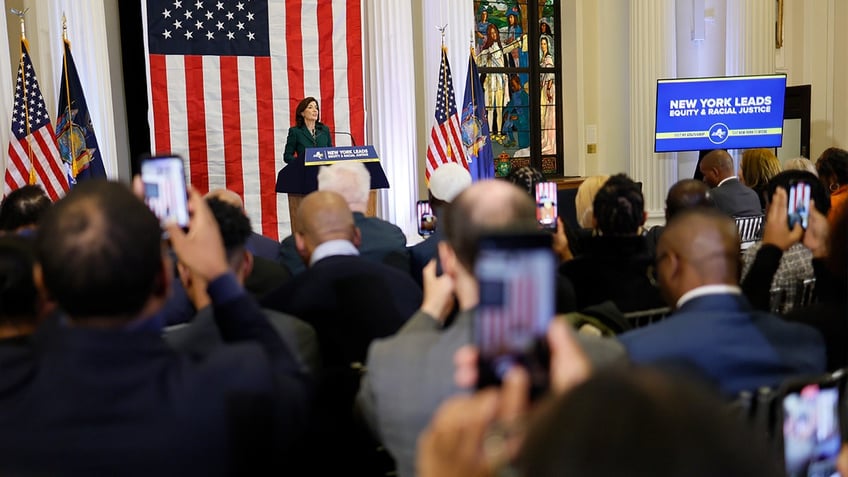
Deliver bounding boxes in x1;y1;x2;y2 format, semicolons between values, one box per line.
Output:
332;131;357;146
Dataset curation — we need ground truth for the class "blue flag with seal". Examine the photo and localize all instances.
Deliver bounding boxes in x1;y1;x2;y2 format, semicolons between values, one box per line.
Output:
461;50;494;181
55;34;107;184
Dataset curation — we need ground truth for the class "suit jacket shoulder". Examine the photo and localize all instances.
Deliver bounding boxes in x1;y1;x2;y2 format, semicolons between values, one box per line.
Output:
711;179;762;217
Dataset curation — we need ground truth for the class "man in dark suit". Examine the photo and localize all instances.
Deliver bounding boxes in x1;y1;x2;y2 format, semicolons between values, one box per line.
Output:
278;161;409;276
699;149;762;216
165;197;321;375
262;190;422;475
618;208;825;396
408;162;471;286
0;181;310;476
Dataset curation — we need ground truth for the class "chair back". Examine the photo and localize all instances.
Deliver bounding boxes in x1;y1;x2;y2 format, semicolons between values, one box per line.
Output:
622;306;672;329
734;215;764;250
769;278;817;315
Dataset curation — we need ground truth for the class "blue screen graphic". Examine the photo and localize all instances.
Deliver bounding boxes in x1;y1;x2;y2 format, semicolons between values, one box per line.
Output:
654;75;787;152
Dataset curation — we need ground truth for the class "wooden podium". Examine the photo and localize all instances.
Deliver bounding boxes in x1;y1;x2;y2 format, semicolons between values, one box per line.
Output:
275;145;389;234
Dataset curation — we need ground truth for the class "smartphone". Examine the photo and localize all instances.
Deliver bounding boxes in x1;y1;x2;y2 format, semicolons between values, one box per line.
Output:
787;181;811;230
535;182;558;231
474;231;555;400
417;200;436;237
140;155;190;229
778;370;845;477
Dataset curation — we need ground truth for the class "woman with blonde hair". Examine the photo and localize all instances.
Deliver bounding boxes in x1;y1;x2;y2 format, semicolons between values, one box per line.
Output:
739;148;782;210
575;175;610;229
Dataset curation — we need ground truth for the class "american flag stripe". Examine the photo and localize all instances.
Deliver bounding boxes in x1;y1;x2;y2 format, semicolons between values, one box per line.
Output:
144;0;363;239
345;0;365;143
317;2;337;132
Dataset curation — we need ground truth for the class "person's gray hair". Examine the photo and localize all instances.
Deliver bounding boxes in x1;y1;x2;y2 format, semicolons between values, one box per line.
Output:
782;157;818;177
317;161;371;207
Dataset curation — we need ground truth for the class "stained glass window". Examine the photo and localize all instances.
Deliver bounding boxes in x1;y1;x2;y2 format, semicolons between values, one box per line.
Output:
474;0;561;176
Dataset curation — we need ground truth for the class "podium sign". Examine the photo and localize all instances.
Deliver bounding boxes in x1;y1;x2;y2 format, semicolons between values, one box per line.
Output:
304;145;380;166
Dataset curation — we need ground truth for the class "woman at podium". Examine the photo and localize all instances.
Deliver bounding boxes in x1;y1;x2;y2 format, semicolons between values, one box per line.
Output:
283;97;333;165
276;97;333;230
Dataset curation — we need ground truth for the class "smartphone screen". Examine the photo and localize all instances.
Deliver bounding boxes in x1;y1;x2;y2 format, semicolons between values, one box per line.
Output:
535;182;558;231
788;181;811;230
474;232;555;399
418;200;436;237
140;155;189;228
781;375;843;477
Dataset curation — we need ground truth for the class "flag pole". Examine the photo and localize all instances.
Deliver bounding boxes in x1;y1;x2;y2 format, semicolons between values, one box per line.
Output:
437;24;451;159
61;13;80;178
468;34;476;113
10;8;35;184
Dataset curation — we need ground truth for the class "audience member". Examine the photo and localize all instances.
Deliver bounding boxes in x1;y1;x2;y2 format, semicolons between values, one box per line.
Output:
505;165;544;197
278;161;409;275
574;175;610;229
203;188;292;297
783;204;848;371
0;180;309;475
644;178;714;253
699;149;762;216
815;146;848;224
0;184;51;235
0;235;43;337
618;207;825;396
558;174;665;313
784;157;818;176
740;170;830;313
165;197;321;375
261;190;422;475
356;179;625;477
205;188;282;262
408;162;471;286
739;148;782;209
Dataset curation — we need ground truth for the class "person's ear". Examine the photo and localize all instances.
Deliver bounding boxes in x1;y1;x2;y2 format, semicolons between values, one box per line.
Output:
352;226;362;249
295;232;306;255
238;250;254;282
32;263;50;301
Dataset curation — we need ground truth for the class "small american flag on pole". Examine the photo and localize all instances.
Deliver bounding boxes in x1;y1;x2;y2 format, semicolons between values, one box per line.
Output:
5;38;69;201
425;46;469;181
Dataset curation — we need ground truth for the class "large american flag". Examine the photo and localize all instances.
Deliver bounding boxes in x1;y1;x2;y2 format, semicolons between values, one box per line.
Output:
425;47;468;182
5;39;69;201
142;0;364;239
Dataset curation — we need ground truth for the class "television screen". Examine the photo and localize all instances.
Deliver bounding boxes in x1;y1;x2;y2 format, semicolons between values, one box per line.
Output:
654;74;787;152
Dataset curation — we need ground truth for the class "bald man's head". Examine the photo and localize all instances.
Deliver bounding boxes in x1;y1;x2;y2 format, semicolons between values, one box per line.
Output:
699;150;735;187
655;208;740;306
442;179;537;271
205;189;244;211
665;179;714;221
296;191;358;246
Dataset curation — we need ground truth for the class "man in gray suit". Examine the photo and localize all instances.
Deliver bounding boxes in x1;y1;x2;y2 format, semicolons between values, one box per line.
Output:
699;149;762;217
356;179;625;477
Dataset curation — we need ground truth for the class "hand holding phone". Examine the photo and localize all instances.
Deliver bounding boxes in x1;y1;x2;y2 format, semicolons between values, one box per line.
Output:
778;371;845;477
140;155;190;229
535;182;558;231
787;181;811;231
474;231;555;400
